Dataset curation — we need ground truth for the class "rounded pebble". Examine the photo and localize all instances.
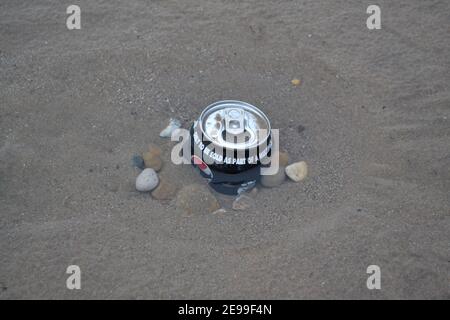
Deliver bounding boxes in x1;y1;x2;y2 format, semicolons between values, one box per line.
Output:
260;166;286;188
135;168;159;192
143;145;163;171
232;195;255;211
175;184;220;216
151;179;177;200
285;161;308;182
278;151;289;167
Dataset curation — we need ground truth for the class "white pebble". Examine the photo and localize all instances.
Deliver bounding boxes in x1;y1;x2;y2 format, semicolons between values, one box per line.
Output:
159;118;181;138
136;168;159;192
285;161;308;182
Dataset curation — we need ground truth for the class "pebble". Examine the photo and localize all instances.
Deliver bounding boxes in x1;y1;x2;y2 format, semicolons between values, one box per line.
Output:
175;184;220;216
132;155;145;170
159;118;181;138
135;168;159;192
143;145;163;171
291;78;301;86
151;179;177;200
278;151;289;167
248;187;258;197
148;144;162;156
260;166;286;188
232;195;255;211
285;161;308;182
212;208;227;215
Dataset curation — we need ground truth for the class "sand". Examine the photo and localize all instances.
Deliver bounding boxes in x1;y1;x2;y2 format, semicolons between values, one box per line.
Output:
0;0;449;299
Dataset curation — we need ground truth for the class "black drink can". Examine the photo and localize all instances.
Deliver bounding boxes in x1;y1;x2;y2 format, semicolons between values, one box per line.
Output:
190;100;272;195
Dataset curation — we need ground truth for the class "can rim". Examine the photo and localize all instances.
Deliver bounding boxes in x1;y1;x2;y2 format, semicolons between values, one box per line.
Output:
198;100;271;150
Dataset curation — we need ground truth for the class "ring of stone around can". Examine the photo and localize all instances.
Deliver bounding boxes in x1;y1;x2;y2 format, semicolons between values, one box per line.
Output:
192;100;272;195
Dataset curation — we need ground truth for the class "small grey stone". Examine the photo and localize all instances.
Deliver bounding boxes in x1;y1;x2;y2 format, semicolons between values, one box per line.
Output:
135;168;159;192
132;155;145;170
260;166;286;188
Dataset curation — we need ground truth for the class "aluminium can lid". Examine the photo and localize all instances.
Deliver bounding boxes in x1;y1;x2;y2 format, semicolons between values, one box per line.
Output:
199;100;271;150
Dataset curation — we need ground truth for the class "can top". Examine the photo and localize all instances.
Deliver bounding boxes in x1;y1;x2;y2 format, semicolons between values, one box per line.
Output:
199;100;271;150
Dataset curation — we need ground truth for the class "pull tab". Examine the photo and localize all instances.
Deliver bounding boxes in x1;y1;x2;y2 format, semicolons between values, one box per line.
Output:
224;108;245;135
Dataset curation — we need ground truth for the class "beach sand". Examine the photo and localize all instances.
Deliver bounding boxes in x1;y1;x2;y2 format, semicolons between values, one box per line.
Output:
0;0;449;299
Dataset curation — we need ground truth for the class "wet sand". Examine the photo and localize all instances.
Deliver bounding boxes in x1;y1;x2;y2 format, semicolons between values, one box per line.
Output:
0;0;449;299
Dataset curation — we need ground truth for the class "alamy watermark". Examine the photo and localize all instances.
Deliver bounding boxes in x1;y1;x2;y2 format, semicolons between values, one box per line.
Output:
367;5;381;30
66;265;81;290
169;127;280;176
366;265;381;290
66;5;81;30
66;5;381;31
